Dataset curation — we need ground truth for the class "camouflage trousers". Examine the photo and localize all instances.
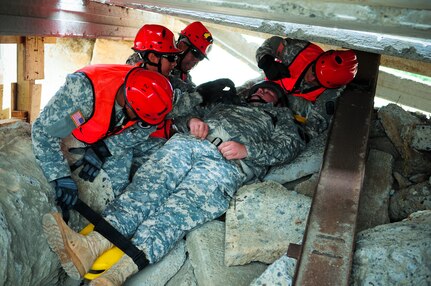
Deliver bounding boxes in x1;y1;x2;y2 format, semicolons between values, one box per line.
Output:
102;133;245;263
103;137;165;196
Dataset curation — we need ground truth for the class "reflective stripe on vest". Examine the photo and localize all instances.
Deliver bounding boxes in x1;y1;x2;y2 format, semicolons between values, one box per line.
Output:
72;64;136;144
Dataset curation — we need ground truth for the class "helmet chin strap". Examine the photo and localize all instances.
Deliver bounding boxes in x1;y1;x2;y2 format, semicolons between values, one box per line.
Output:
141;52;163;74
176;47;190;73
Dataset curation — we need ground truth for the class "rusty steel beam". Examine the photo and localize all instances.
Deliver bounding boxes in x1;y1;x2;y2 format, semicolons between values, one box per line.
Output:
291;51;381;286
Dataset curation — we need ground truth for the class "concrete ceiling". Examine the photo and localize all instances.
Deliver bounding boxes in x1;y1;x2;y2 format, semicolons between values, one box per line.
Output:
0;0;430;63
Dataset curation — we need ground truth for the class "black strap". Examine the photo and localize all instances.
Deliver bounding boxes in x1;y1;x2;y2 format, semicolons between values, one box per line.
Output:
73;199;149;270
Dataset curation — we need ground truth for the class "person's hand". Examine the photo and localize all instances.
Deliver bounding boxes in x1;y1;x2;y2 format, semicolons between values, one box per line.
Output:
197;78;239;106
69;141;112;182
52;176;78;209
218;141;248;160
258;55;291;80
188;118;209;139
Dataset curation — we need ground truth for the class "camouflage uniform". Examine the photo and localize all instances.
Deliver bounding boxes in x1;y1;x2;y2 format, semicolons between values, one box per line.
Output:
256;36;345;139
32;71;197;195
125;53;203;176
102;102;305;263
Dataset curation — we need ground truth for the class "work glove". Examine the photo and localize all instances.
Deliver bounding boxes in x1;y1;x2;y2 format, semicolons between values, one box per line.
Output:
52;176;79;209
258;55;291;80
197;78;239;106
69;141;112;182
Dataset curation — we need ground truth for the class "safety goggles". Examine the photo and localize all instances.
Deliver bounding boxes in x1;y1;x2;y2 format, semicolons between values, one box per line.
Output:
161;54;179;63
189;47;205;61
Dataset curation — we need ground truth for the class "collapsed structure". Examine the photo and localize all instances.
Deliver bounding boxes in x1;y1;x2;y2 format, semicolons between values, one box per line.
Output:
0;0;430;285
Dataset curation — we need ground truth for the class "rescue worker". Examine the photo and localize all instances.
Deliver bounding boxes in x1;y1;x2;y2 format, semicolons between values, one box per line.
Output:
32;67;174;215
256;36;358;140
127;21;213;87
42;81;306;285
127;22;213;174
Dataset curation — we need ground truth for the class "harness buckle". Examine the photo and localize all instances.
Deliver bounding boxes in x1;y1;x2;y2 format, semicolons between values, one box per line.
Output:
211;137;223;147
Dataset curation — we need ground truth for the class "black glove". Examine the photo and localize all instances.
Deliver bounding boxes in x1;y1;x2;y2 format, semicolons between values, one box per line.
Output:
258;55;291;80
197;78;239;106
52;176;79;209
69;141;112;182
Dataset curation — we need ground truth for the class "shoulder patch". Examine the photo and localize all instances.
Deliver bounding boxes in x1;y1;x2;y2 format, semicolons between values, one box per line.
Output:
71;110;85;127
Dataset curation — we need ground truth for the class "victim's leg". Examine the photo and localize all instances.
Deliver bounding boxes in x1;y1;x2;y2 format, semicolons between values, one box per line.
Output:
129;143;244;263
102;134;200;238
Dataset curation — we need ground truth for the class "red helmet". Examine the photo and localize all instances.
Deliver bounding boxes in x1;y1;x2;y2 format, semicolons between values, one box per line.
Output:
124;68;173;125
315;49;358;88
180;21;213;58
133;24;181;54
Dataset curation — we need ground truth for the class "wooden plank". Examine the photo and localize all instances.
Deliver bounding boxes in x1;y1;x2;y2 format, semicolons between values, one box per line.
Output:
11;83;17;111
11;110;28;120
29;83;42;123
16;37;44;122
17;40;31;117
381;55;431;78
0;36;22;43
25;36;44;80
376;70;431;113
0;84;7;119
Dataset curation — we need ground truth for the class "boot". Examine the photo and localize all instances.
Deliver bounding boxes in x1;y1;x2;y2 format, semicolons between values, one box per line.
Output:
42;212;112;280
89;255;138;286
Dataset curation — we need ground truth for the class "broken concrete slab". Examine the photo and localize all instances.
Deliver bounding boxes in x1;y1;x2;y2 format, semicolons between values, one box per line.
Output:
225;181;311;266
186;220;267;286
389;181;431;222
378;104;431;176
356;149;393;233
0;121;61;286
250;255;296;286
264;132;327;184
351;210;431;285
125;239;187;286
410;124;431;152
166;259;198;286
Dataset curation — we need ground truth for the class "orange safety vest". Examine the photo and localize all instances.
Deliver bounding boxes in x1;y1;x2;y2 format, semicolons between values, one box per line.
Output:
72;64;136;144
272;43;326;103
150;119;173;139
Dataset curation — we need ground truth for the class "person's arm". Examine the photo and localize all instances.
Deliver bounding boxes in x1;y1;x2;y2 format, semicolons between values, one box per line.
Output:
244;109;306;166
255;36;292;80
167;75;202;119
302;87;345;140
31;73;93;182
256;36;285;64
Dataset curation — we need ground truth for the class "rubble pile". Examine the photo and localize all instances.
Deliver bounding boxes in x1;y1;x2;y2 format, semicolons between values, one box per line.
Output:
0;103;430;286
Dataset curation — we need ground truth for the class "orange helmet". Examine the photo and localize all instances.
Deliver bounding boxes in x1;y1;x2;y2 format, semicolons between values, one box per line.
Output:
124;68;173;125
315;50;358;88
133;24;181;54
180;21;213;59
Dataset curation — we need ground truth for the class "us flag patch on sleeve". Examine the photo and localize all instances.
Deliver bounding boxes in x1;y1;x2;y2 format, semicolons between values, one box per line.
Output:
71;110;85;127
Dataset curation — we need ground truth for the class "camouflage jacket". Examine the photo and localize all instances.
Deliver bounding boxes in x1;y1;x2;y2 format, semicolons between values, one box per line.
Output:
31;71;198;182
256;36;345;140
175;102;306;180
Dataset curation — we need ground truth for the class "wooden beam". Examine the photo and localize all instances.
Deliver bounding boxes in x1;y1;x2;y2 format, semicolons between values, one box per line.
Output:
29;84;42;123
381;55;431;78
25;36;44;80
11;83;17;111
0;84;7;119
17;36;44;122
0;36;22;43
